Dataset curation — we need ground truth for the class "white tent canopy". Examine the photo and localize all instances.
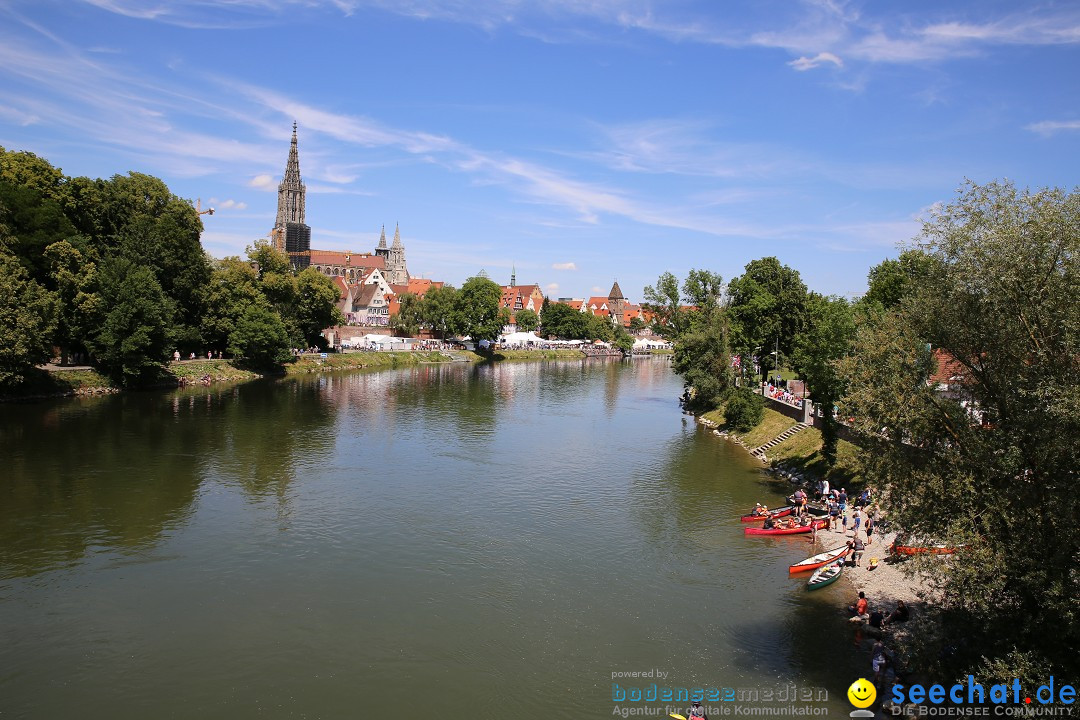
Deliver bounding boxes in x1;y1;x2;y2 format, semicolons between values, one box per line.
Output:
498;331;546;345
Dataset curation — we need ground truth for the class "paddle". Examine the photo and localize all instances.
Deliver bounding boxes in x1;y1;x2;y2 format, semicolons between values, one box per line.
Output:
670;714;688;720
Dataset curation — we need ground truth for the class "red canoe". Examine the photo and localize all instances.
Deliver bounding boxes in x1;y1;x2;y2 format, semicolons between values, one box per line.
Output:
788;545;849;574
744;518;828;536
739;506;794;523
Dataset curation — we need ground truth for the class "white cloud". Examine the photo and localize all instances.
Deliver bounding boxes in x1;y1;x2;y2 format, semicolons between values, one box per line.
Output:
788;52;843;71
1026;120;1080;137
591;286;602;293
552;261;577;270
249;174;275;190
215;199;248;210
545;283;559;292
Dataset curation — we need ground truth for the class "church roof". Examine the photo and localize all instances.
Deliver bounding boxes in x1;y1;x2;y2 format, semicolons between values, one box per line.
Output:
308;250;385;269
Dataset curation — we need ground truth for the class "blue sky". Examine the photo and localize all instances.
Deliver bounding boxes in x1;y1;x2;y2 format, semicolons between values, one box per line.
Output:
1;0;1077;300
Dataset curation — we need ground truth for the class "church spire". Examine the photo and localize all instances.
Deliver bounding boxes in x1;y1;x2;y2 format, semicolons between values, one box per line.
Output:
510;264;516;287
378;224;387;249
392;222;402;248
275;122;305;228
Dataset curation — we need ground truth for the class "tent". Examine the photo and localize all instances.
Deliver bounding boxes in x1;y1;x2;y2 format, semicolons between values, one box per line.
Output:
499;331;546;345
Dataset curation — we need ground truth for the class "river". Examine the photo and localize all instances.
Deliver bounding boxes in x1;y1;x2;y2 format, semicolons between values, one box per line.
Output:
0;357;865;719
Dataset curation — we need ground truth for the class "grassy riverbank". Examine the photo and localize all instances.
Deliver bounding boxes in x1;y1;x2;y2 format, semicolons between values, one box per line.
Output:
489;349;588;360
701;405;860;486
6;348;661;401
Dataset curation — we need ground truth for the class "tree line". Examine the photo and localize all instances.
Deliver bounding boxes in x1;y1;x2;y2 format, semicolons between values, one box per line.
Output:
0;147;343;387
649;180;1079;686
390;279;635;351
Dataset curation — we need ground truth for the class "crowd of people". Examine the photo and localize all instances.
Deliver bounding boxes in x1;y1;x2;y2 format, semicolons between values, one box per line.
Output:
763;382;803;408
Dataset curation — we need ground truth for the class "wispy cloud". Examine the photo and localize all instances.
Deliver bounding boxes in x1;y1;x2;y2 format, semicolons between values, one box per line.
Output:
71;0;1080;70
1025;119;1080;137
545;282;559;292
788;51;842;71
552;262;577;270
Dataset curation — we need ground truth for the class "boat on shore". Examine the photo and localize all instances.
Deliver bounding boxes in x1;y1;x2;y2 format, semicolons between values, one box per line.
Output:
807;560;843;590
788;545;849;574
739;506;794;523
744;518;828;536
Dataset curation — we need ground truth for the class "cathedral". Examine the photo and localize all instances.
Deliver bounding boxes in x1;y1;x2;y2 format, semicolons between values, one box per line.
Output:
271;123;408;285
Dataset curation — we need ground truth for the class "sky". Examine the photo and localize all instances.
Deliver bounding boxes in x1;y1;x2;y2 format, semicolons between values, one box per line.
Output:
1;0;1078;301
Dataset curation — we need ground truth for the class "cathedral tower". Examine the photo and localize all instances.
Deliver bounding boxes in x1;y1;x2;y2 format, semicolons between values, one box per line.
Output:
384;222;408;285
273;122;311;270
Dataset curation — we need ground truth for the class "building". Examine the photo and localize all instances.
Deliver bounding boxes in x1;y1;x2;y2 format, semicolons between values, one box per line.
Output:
375;224;409;286
270;124;409;281
271;123;311;271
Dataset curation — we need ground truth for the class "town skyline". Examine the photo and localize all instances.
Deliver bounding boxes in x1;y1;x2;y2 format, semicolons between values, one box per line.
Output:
1;0;1077;299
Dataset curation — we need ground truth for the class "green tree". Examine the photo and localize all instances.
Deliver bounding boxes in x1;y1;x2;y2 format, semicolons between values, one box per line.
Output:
628;316;647;333
612;324;634;352
672;309;735;411
514;308;540;333
0;243;58;389
726;257;808;378
422;284;458;339
227;304;292;369
87;259;175;384
201;257;264;354
539;301;586;338
105;173;211;348
583;313;614;342
862;249;935;310
0;180;80;284
453;275;508;344
839;180;1080;684
643;271;688;339
791;293;855;466
295;267;343;347
45;240;102;364
723;388;764;432
390;292;423;337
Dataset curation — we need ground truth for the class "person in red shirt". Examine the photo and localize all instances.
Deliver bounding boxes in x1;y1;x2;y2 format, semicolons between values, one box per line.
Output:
848;591;869;617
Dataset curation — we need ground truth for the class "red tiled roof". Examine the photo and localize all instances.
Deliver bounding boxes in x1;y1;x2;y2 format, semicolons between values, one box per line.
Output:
931;349;970;385
406;278;444;297
307;250;385;270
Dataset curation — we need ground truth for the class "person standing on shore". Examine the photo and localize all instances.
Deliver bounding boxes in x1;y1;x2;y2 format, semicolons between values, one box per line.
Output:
865;516;875;545
853;508;862;536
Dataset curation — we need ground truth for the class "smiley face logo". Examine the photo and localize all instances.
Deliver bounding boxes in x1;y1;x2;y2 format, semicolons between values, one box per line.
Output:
847;678;876;709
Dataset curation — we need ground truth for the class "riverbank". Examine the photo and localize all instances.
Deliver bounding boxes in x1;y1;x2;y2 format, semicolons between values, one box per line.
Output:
700;400;940;702
699;405;861;486
4;348;623;401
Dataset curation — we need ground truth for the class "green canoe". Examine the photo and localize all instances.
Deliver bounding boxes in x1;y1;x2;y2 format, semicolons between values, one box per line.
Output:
807;560;844;590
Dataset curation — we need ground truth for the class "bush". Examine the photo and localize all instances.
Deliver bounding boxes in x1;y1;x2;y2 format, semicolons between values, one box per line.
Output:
724;389;764;432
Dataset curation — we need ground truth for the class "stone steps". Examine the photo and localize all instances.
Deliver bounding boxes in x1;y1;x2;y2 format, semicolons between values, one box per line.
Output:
751;422;811;459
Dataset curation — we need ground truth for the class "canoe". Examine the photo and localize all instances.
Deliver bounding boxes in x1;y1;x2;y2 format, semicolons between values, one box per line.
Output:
807;560;843;590
740;506;794;523
788;545;849;574
744;518;828;536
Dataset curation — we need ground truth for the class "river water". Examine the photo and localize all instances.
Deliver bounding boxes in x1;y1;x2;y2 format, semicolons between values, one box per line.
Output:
0;358;865;719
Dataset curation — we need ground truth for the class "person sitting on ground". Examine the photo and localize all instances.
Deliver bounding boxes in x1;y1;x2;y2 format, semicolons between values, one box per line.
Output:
883;600;909;627
868;609;885;629
848;591;869;617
